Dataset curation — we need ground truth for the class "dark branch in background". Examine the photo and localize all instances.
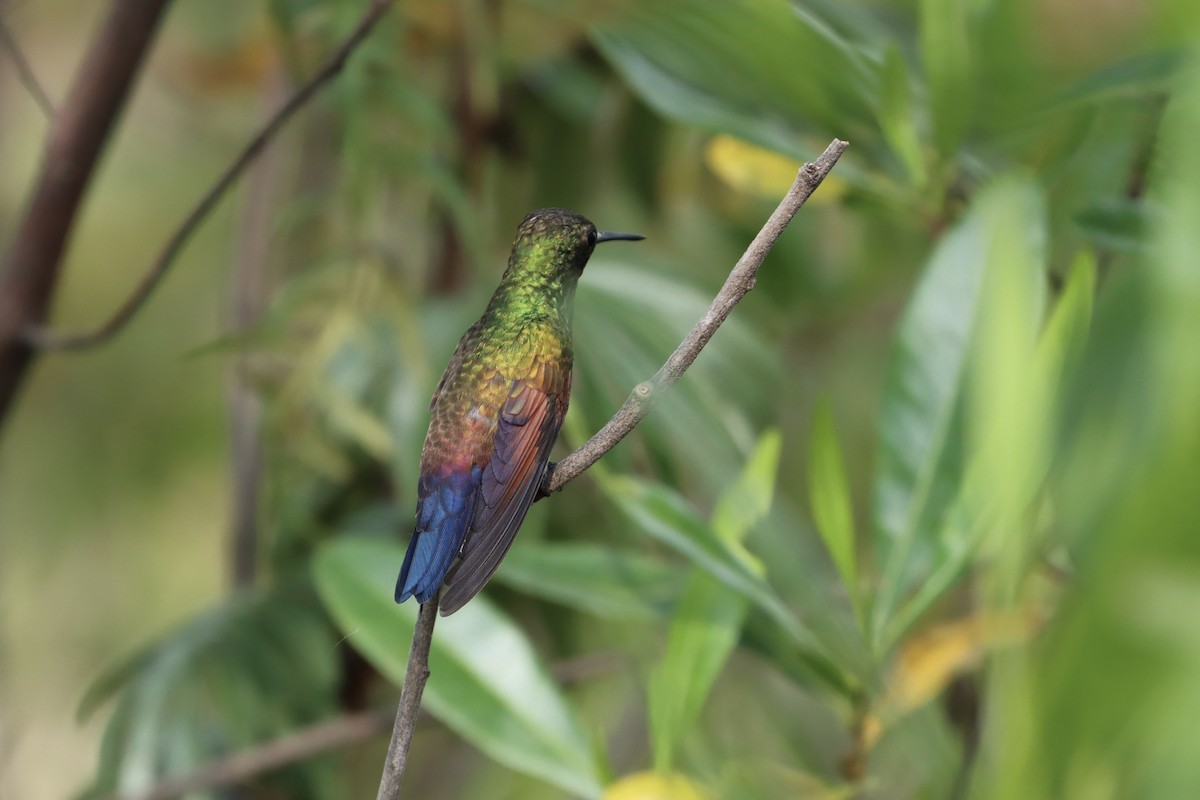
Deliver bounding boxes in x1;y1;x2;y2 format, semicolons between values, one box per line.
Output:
0;13;56;117
539;138;852;497
376;139;852;800
377;597;440;800
103;710;394;800
0;0;171;433
22;0;398;353
226;64;291;588
100;649;622;800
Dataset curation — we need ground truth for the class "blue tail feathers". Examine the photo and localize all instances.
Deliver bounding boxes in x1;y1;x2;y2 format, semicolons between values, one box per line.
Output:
395;466;482;604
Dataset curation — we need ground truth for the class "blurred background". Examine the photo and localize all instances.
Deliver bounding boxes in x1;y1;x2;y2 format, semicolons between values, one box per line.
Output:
1;0;1198;798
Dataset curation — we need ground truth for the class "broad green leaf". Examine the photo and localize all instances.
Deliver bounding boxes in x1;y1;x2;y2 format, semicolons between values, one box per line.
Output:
807;400;860;625
79;585;339;799
496;541;684;620
592;0;884;164
313;537;602;798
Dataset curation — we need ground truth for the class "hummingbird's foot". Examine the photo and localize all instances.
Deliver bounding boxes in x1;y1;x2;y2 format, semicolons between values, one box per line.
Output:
537;461;557;499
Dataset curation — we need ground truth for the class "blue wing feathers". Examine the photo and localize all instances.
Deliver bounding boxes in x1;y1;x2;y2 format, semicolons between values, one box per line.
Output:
395;466;483;603
396;376;569;613
440;392;560;614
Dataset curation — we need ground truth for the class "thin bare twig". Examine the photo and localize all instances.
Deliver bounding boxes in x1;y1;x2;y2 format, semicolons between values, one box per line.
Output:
378;139;850;799
377;596;439;800
0;13;55;117
104;709;392;800
540;138;851;496
23;0;397;352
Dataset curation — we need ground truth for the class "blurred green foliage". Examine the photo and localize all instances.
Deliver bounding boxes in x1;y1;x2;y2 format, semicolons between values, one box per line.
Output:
3;0;1200;798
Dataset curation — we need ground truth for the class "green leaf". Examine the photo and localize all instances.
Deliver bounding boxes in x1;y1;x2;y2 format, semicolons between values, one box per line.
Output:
807;400;860;626
79;584;339;799
313;537;602;798
496;541;684;620
648;431;780;769
870;196;990;649
649;574;749;772
1052;48;1185;107
598;473;853;694
983;66;1200;796
879;44;928;187
710;428;782;546
592;0;884;164
965;177;1050;605
1035;252;1097;411
576;263;777;497
919;0;973;155
1075;198;1153;255
882;177;1049;641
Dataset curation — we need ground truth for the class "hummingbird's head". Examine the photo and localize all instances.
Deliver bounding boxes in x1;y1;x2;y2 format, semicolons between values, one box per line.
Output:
511;208;644;278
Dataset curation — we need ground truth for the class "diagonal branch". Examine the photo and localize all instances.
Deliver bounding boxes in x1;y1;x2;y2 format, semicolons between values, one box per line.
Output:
539;137;851;497
0;0;171;432
23;0;397;352
0;13;55;117
376;139;850;800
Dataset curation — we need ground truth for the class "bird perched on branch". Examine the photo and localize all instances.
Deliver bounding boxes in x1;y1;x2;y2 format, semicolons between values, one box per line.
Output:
395;208;643;615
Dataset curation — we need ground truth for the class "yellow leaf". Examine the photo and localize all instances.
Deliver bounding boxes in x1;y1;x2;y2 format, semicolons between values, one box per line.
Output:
856;611;1038;753
883;610;1039;716
604;772;709;800
704;135;847;203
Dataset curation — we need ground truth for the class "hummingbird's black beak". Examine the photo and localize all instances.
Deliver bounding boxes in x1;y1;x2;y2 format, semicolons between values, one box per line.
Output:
595;230;645;244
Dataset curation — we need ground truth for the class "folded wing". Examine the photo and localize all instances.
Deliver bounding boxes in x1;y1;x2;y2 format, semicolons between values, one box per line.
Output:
441;364;569;614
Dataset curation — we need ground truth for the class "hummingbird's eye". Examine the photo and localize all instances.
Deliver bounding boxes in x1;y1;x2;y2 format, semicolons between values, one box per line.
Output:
587;229;597;247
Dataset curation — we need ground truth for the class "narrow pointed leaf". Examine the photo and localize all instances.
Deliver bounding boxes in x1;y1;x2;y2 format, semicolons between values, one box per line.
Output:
598;472;854;695
649;432;778;769
919;0;973;155
649;575;748;772
710;429;782;547
880;178;1049;645
808;400;860;624
870;199;990;648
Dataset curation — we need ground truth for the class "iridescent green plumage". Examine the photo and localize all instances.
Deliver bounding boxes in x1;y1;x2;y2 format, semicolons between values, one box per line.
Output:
396;208;643;614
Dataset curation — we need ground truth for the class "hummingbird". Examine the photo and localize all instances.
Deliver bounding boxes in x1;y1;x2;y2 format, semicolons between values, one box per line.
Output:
395;208;644;615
